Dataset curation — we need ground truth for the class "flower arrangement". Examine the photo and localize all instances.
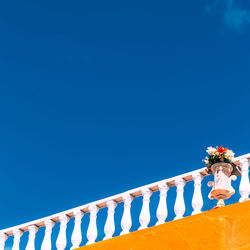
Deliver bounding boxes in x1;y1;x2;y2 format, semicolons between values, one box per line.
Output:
204;146;235;172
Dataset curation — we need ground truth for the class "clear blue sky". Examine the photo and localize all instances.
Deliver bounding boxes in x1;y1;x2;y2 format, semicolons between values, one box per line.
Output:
0;0;250;247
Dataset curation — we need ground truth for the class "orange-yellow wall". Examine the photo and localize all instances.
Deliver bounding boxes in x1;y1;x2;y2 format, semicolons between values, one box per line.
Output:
77;201;250;250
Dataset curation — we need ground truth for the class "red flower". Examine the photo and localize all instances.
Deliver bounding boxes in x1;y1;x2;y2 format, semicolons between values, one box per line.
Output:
216;145;228;154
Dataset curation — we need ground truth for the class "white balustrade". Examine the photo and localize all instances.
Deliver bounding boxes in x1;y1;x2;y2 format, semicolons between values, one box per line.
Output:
239;158;250;202
156;182;168;225
71;209;83;249
192;172;203;215
25;225;38;250
139;188;152;230
120;194;133;235
0;232;7;250
104;200;117;240
41;219;55;250
2;154;250;249
86;204;99;245
174;178;186;220
56;214;69;250
12;229;23;250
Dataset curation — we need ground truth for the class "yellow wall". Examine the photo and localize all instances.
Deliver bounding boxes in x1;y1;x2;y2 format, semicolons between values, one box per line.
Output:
77;201;250;250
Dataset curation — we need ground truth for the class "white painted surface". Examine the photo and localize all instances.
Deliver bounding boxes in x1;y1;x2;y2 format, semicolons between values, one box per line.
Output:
104;200;117;240
156;182;169;225
0;154;248;249
0;232;7;250
239;158;250;202
192;173;203;215
12;229;23;250
56;215;69;250
25;225;38;250
71;210;83;249
120;194;133;235
174;178;186;220
86;205;99;245
139;188;152;229
41;220;55;250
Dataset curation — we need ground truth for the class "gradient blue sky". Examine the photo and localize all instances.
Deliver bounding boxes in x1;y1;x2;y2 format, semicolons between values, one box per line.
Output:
0;0;250;246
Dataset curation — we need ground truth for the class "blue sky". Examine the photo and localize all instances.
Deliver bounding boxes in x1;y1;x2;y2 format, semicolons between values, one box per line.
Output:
0;0;250;248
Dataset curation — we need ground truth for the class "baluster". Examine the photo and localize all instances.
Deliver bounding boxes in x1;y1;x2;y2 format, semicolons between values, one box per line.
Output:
174;178;186;220
104;200;117;240
0;232;7;250
86;204;99;245
156;182;169;225
41;219;55;250
12;229;23;250
239;158;250;202
25;225;38;250
192;172;203;215
139;188;152;230
120;194;133;235
56;214;69;250
71;209;83;249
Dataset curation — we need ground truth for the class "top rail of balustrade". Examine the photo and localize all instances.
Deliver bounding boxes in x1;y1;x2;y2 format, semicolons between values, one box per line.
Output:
2;153;250;236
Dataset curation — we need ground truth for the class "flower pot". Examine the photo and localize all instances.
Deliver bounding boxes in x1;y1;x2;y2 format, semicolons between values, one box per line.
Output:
208;162;236;207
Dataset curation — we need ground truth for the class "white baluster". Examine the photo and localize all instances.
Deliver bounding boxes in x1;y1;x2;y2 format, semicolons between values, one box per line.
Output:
71;209;83;249
0;232;7;250
12;229;23;250
41;219;55;250
56;214;69;250
192;172;203;215
156;182;169;225
120;194;133;235
104;200;117;240
86;205;99;245
139;188;152;230
174;178;186;220
239;158;250;202
25;225;38;250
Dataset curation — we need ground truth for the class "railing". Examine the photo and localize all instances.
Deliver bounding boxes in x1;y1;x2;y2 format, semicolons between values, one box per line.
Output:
1;153;250;250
